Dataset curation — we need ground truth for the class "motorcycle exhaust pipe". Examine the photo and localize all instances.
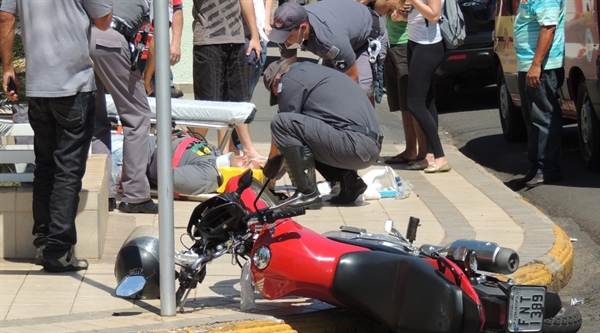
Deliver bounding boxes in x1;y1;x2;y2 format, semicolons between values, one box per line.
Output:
420;239;520;274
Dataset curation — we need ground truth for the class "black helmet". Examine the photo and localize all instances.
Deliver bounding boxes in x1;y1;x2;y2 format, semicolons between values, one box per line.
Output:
114;226;161;299
188;194;247;246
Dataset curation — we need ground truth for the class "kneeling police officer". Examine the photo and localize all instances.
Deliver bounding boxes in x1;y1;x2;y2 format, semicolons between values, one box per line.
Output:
264;60;382;209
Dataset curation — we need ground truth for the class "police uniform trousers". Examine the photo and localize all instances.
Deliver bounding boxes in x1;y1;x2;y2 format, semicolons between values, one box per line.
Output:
90;26;152;204
271;112;381;180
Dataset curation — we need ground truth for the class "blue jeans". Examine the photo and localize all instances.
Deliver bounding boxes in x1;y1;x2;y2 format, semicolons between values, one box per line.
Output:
28;92;96;259
518;68;564;177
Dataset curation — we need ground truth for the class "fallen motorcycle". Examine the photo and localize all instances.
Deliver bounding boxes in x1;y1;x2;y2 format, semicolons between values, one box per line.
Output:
114;154;582;333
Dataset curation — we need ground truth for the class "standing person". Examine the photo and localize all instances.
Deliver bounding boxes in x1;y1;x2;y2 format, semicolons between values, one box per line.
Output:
247;0;273;97
513;0;565;188
0;0;113;272
90;0;158;214
268;0;388;105
141;0;184;97
376;0;427;166
405;0;451;172
191;0;266;161
263;60;382;208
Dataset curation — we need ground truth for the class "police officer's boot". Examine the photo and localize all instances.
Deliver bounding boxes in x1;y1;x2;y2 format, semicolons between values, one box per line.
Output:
279;146;323;210
330;170;367;205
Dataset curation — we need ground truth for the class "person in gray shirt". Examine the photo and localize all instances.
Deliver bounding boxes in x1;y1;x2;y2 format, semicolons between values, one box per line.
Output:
263;60;382;209
90;0;158;214
269;0;387;105
0;0;113;272
110;134;262;196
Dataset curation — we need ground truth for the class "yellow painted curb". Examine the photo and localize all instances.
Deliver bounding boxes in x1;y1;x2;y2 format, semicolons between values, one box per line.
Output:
512;223;574;292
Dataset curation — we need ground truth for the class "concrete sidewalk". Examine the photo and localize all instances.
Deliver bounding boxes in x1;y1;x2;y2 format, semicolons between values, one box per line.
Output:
0;78;574;332
0;140;574;333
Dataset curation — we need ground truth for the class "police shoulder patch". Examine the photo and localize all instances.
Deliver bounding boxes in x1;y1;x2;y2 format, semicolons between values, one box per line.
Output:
335;60;347;70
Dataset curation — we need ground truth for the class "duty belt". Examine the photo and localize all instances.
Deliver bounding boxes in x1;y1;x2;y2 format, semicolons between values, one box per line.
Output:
345;125;383;145
110;17;137;42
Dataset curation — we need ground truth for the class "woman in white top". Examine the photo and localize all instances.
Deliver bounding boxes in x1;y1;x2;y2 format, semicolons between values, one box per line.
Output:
405;0;451;173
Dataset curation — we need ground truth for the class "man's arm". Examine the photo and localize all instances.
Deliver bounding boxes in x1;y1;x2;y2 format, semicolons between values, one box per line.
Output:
92;11;113;30
143;37;156;95
240;0;262;56
170;7;183;65
374;0;396;15
527;25;556;88
264;0;273;37
344;62;360;83
0;10;18;101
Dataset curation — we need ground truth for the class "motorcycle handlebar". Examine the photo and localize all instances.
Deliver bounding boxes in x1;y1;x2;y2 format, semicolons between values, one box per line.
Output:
271;207;306;221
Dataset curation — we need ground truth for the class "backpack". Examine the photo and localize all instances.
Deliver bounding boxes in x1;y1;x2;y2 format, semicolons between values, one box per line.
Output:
438;0;466;49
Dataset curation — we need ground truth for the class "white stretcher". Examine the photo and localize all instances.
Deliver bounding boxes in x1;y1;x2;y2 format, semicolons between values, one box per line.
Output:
105;96;257;152
1;96;257;183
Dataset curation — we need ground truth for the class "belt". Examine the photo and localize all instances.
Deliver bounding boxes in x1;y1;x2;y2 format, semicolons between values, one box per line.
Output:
345;125;383;145
110;18;137;42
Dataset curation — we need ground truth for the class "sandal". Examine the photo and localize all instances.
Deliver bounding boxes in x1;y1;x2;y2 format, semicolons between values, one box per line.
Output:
384;154;413;164
406;159;431;170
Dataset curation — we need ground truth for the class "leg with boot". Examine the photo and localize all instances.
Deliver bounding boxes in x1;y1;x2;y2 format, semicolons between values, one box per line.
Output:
278;146;323;210
329;169;368;205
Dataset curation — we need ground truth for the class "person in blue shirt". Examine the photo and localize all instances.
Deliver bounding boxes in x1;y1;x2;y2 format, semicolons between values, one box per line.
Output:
513;0;565;188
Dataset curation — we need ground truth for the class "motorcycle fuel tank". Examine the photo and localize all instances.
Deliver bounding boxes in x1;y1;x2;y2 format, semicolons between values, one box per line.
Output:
250;219;369;305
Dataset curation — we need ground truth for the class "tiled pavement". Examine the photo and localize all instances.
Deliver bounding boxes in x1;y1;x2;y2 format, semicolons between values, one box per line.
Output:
0;139;574;333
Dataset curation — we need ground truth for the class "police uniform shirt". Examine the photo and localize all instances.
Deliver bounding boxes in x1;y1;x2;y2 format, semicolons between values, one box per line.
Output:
113;0;151;31
277;62;380;135
303;0;373;71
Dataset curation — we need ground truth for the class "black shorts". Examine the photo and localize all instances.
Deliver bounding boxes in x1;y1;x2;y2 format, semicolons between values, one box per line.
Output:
383;43;409;112
192;44;250;102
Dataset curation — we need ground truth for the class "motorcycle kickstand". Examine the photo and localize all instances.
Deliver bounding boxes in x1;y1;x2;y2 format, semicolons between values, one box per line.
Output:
177;288;193;313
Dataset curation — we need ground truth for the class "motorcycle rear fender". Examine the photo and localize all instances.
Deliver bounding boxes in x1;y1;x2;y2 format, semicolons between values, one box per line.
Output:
331;251;465;333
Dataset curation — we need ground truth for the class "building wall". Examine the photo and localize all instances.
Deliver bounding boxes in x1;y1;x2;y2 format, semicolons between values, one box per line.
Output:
171;0;194;87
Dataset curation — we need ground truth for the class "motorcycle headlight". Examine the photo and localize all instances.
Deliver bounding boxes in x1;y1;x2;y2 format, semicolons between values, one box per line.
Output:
253;245;271;270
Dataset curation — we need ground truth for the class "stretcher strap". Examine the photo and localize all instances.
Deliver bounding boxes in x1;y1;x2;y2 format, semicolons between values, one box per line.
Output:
172;137;199;168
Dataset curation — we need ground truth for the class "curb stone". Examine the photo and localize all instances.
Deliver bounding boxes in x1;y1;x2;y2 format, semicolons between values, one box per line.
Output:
512;221;574;292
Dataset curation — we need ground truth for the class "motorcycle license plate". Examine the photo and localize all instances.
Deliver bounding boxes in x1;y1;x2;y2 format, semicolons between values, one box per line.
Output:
507;285;546;332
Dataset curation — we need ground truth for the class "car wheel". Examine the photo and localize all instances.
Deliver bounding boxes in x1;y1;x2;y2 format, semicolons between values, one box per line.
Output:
434;83;455;112
576;81;600;172
497;68;527;142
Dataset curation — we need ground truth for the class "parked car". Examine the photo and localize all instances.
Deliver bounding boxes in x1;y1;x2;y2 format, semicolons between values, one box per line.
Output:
494;0;600;171
433;0;497;111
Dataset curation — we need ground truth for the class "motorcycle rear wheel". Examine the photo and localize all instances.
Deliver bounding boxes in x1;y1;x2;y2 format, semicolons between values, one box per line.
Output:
481;304;582;333
542;304;582;333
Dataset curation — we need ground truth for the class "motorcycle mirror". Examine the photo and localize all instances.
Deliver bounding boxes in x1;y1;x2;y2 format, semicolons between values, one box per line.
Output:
236;169;254;195
261;153;285;180
384;219;394;233
115;275;146;298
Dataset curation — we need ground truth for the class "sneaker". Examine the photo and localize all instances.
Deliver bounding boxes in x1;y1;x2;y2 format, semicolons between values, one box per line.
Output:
43;250;89;273
34;245;45;266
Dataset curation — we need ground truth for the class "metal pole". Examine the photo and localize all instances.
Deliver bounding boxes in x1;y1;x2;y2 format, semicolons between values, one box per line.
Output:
154;0;176;316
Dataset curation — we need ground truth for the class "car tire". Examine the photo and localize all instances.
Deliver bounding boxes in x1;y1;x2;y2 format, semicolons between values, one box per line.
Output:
497;68;527;142
576;80;600;172
434;83;455;112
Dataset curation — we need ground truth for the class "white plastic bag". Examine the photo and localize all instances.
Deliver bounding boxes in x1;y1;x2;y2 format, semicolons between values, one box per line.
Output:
360;166;413;200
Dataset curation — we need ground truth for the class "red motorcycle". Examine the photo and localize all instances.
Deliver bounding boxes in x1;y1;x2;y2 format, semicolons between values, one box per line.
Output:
115;154;582;333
